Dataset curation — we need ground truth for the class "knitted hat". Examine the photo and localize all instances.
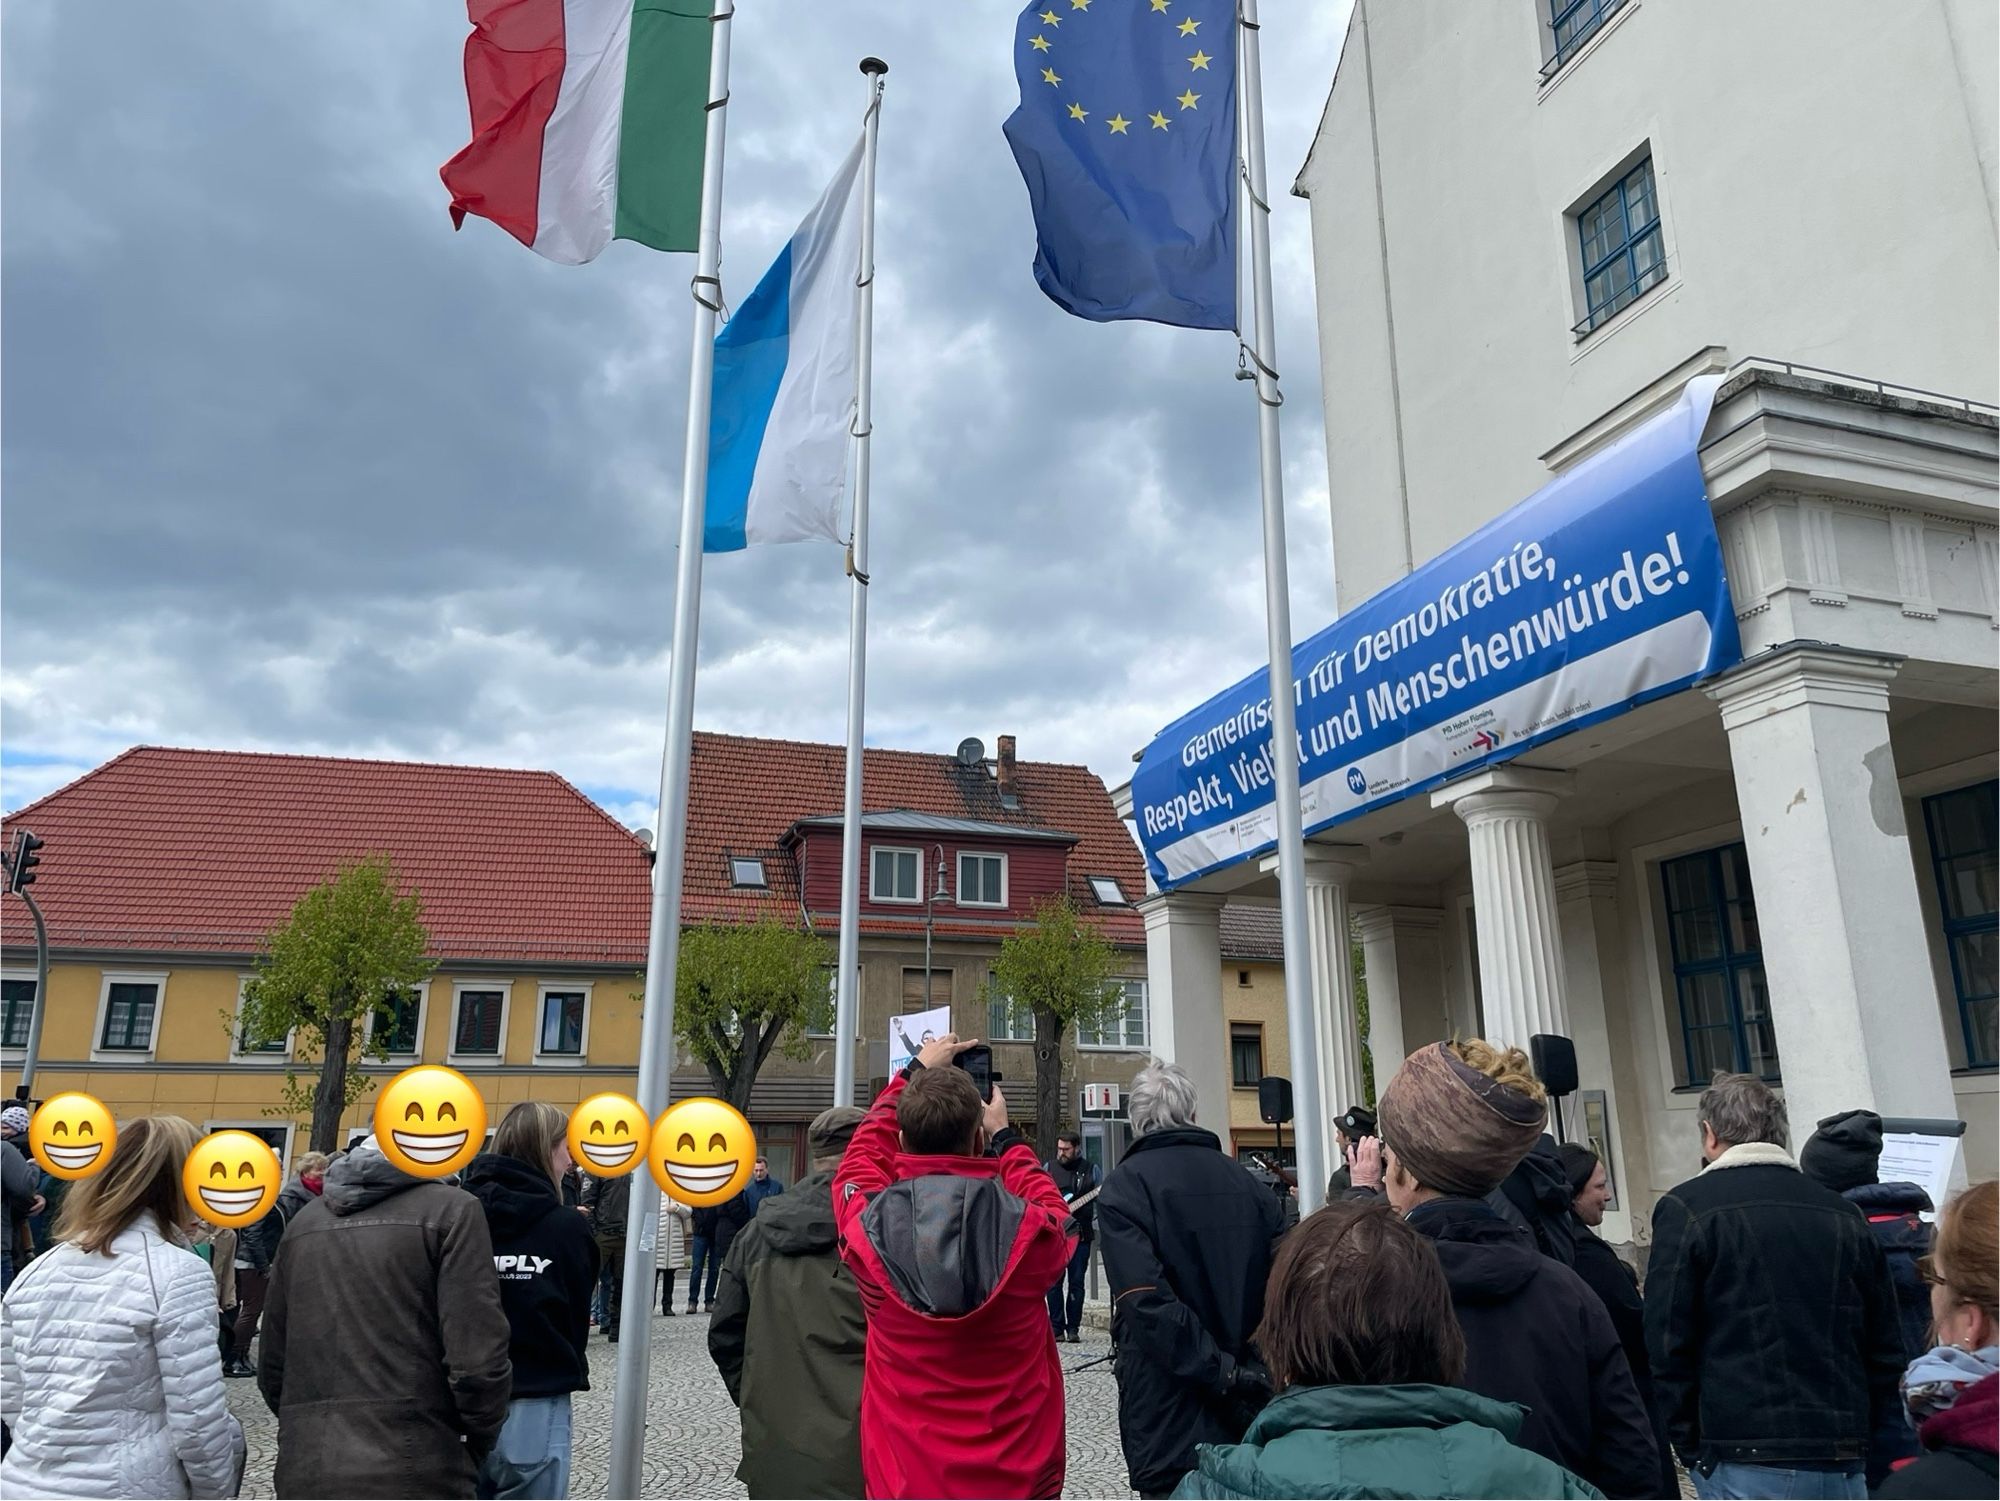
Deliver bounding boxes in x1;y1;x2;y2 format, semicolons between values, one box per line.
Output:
0;1105;28;1137
1335;1105;1377;1137
1799;1109;1883;1195
1557;1141;1600;1201
808;1105;866;1163
1377;1041;1546;1198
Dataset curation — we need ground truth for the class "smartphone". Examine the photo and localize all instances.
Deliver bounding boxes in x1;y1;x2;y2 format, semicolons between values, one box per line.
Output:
954;1043;995;1103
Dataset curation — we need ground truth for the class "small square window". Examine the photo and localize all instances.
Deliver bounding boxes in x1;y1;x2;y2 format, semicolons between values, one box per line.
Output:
1573;155;1667;337
871;847;921;903
2;977;35;1049
1236;969;1252;989
1088;876;1128;906
959;852;1006;908
454;989;506;1056
729;857;767;889
100;981;159;1052
540;990;586;1055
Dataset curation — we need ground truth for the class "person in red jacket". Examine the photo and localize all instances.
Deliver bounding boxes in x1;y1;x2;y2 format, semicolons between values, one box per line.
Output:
835;1033;1075;1499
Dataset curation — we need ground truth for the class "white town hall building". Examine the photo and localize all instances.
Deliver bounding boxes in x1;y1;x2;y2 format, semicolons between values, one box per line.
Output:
1124;0;1997;1249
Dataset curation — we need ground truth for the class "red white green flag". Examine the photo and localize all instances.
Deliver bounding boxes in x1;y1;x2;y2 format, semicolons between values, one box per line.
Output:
442;0;712;264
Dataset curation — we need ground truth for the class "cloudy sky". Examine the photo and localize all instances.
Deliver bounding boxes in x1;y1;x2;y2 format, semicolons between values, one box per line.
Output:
3;1;1352;828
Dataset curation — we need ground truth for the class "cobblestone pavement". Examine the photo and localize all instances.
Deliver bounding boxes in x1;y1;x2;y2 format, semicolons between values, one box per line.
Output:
228;1303;1136;1499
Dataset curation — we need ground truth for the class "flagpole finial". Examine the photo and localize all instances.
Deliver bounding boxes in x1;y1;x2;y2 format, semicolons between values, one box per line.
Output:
860;56;888;76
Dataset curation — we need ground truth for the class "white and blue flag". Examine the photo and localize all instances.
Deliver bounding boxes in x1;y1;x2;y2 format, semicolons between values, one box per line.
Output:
703;136;866;552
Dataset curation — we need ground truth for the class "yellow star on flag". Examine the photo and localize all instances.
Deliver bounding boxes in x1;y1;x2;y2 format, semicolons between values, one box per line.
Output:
1107;113;1131;133
1040;8;1060;23
1069;0;1090;9
1068;101;1088;120
1178;17;1200;35
1030;34;1051;51
1149;0;1170;10
1149;110;1170;130
1188;50;1212;70
1177;87;1199;109
1042;66;1060;85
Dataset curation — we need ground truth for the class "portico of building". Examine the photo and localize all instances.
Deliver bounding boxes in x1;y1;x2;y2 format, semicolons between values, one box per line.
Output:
1130;368;1998;1247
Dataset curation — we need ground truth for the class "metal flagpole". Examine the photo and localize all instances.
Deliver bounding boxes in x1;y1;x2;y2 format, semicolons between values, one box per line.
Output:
833;58;887;1108
607;3;733;1492
1239;0;1328;1216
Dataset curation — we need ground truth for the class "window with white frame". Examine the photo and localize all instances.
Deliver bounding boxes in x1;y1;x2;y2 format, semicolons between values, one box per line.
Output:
1076;979;1149;1050
451;985;508;1059
95;973;166;1056
233;978;287;1058
729;856;768;889
1;974;35;1050
371;985;426;1057
1088;875;1129;906
871;846;920;903
538;986;588;1058
806;966;856;1039
986;984;1034;1043
958;852;1006;908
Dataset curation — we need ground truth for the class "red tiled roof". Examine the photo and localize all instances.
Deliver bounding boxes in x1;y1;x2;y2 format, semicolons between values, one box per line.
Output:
1;748;653;964
682;732;1146;946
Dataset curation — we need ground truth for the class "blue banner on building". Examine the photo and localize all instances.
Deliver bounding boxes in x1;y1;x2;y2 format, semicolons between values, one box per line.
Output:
1133;376;1741;890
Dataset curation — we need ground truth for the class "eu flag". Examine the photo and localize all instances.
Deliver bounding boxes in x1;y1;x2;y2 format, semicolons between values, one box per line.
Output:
1003;0;1238;330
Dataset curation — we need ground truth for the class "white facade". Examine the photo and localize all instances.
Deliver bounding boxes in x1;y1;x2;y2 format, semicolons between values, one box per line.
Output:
1135;0;1997;1247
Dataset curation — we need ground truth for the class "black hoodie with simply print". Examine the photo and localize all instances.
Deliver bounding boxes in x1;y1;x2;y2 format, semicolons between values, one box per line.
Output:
463;1152;601;1398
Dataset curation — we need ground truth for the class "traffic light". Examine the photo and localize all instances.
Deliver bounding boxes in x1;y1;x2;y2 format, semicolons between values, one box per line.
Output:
7;830;42;894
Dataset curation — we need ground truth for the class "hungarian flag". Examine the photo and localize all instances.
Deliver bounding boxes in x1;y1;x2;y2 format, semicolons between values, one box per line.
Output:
442;0;711;264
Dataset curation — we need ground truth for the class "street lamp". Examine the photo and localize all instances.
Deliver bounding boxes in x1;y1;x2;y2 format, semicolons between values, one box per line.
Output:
921;843;949;1013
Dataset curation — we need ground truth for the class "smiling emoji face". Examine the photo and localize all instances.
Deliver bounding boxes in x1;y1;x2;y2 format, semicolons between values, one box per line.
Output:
29;1092;117;1180
183;1130;283;1228
373;1065;487;1178
648;1098;755;1206
567;1092;650;1178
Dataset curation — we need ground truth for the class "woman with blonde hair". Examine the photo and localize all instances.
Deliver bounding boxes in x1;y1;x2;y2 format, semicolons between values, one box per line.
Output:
0;1115;244;1498
463;1100;599;1498
1877;1179;1997;1498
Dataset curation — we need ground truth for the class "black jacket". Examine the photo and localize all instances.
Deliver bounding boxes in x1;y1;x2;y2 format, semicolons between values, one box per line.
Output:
708;1170;866;1498
1098;1126;1282;1497
1407;1196;1658;1499
463;1153;600;1399
1490;1137;1579;1268
241;1177;319;1268
582;1170;630;1239
1044;1154;1099;1240
1644;1152;1905;1479
714;1191;752;1259
1572;1229;1680;1499
1845;1181;1934;1364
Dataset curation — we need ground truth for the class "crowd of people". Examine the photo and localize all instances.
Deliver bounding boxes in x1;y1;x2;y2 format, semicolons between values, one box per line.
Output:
0;1036;1992;1500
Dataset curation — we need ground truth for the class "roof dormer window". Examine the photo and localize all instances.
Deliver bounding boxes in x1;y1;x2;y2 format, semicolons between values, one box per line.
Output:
729;857;768;889
1088;875;1129;907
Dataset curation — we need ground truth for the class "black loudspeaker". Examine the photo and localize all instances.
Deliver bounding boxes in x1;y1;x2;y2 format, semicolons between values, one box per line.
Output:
1258;1075;1294;1125
1531;1034;1578;1097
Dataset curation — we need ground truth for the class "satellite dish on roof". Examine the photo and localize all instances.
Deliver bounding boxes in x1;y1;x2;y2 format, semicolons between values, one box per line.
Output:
955;737;985;768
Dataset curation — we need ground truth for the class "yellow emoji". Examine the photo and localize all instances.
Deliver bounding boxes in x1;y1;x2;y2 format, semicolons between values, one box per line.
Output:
29;1092;117;1180
649;1098;755;1206
183;1130;283;1228
374;1064;487;1178
567;1092;650;1178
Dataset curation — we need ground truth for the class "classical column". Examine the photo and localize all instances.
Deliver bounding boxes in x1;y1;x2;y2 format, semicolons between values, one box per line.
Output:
1706;645;1959;1136
1265;848;1369;1120
1354;905;1447;1079
1432;767;1575;1052
1551;858;1644;1244
1137;892;1230;1128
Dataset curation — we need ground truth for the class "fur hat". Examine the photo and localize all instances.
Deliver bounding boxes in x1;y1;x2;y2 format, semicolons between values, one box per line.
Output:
1377;1041;1546;1199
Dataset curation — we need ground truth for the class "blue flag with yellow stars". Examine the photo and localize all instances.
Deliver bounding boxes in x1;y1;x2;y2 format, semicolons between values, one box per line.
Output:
1002;0;1238;330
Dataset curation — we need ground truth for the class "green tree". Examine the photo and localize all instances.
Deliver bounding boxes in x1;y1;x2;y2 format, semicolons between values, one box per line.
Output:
237;855;435;1154
988;895;1126;1147
675;919;835;1115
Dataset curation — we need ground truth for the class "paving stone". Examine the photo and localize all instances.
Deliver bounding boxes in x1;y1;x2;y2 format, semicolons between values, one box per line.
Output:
227;1307;1137;1499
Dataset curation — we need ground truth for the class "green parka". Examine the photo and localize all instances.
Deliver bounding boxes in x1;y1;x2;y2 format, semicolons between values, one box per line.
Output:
707;1168;867;1499
1170;1382;1605;1500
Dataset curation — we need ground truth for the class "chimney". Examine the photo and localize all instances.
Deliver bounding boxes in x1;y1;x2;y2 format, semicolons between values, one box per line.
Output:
996;735;1018;807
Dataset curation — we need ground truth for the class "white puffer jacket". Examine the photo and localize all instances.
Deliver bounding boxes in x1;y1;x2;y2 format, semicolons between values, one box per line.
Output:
1;1219;242;1499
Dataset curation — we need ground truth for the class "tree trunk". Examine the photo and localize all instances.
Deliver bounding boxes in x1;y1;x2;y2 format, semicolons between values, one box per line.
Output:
1033;1006;1064;1154
311;1013;353;1154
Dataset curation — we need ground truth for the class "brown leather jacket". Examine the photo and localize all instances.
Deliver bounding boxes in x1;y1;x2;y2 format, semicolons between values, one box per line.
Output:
258;1145;511;1499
